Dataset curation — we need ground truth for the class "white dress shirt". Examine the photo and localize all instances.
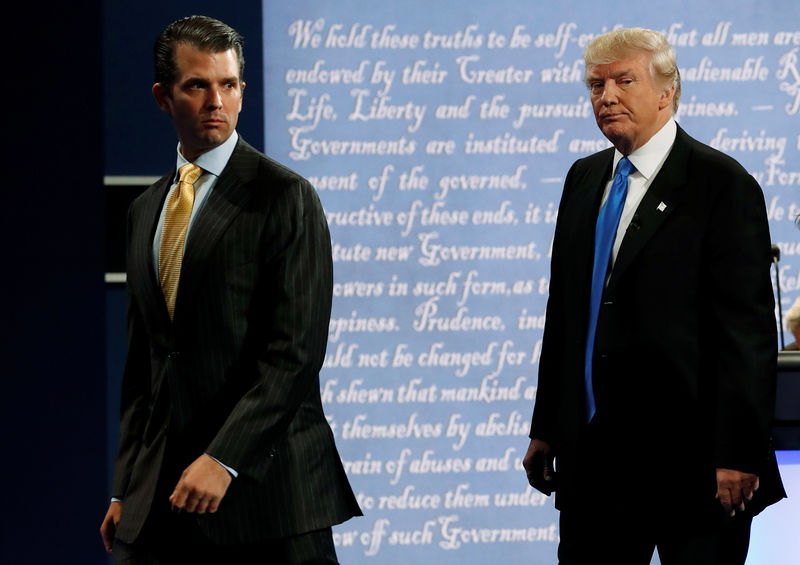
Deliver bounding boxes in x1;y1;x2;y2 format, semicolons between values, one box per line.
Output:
152;131;239;278
601;119;677;267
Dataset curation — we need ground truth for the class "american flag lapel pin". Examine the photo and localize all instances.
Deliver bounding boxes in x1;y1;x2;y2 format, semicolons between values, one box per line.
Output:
657;201;667;212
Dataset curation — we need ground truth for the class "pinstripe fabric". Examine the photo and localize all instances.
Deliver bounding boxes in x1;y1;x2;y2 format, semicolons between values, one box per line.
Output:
113;524;339;564
111;138;361;547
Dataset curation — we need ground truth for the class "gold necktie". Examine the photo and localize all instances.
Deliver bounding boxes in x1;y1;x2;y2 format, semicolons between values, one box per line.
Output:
159;163;203;318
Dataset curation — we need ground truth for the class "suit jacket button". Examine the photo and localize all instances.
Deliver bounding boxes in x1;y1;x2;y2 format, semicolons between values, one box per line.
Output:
167;351;180;360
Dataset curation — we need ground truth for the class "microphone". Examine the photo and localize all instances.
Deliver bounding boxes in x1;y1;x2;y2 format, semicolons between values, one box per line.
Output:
772;243;784;349
771;244;781;263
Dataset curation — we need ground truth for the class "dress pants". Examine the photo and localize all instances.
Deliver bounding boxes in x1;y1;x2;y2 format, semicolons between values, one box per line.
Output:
112;511;340;565
555;408;753;565
557;502;752;565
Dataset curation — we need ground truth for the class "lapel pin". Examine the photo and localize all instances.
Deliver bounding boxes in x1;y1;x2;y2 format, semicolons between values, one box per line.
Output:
657;202;667;212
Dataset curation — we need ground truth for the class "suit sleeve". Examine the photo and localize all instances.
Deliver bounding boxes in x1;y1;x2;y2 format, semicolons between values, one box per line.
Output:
111;205;153;499
205;177;333;479
530;160;582;446
703;164;777;473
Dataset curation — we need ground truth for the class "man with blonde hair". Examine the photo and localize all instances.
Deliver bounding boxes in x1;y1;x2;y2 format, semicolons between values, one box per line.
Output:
784;296;800;350
524;27;783;564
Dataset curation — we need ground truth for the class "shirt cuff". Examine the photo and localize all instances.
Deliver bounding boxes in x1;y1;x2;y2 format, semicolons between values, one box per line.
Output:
207;454;238;478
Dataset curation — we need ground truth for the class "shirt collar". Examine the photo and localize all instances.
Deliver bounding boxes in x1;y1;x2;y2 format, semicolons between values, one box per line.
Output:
612;119;677;181
175;130;239;180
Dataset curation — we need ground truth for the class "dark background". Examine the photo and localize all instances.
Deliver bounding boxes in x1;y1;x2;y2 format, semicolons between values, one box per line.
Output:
0;2;262;563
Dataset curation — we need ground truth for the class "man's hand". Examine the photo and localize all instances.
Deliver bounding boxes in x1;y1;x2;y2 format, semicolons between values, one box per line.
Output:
170;454;233;514
523;438;556;495
716;467;759;517
100;501;122;554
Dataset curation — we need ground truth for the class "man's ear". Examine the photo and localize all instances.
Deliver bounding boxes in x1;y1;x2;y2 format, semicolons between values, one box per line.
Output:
658;83;675;111
152;83;172;115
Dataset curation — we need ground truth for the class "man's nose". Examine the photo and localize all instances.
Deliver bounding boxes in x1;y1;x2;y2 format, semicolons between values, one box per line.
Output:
601;80;619;104
206;86;223;109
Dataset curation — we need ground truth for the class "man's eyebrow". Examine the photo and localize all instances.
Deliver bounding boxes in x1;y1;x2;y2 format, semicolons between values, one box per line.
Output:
587;67;638;82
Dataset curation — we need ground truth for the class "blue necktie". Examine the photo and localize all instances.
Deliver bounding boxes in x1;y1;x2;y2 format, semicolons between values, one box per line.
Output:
584;156;635;422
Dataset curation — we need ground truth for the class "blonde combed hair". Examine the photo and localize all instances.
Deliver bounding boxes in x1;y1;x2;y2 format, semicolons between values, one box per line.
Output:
584;28;681;113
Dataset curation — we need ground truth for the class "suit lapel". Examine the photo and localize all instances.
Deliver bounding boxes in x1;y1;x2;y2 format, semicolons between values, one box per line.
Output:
576;154;613;234
563;151;614;310
130;174;173;325
607;126;692;291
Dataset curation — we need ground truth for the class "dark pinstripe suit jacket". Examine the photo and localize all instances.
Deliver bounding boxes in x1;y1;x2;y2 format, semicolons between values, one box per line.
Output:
111;138;361;545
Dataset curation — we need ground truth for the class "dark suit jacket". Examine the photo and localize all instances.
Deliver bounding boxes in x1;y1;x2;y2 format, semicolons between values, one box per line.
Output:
530;125;784;519
111;138;361;545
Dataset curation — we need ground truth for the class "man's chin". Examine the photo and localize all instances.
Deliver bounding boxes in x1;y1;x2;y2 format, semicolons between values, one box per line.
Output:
599;127;632;152
203;129;230;143
180;131;233;160
198;130;232;149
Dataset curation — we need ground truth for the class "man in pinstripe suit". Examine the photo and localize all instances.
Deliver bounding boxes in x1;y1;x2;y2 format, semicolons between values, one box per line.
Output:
100;15;361;564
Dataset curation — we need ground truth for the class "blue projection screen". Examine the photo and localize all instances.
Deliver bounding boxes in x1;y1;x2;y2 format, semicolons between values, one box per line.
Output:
261;2;800;563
